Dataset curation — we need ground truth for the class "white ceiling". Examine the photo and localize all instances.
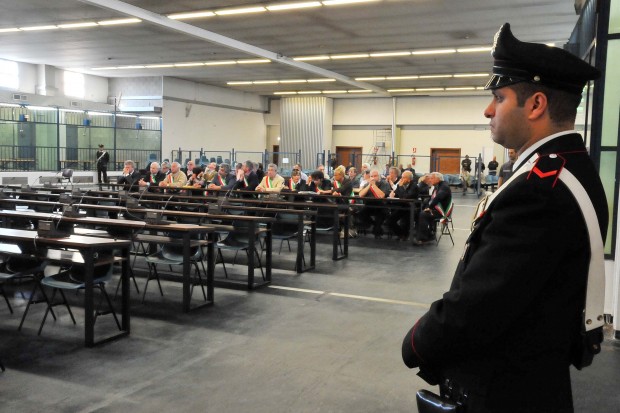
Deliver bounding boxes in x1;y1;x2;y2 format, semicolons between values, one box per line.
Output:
0;0;582;98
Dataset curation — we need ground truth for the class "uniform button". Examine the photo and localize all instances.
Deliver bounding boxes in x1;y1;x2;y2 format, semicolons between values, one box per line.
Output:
549;154;557;158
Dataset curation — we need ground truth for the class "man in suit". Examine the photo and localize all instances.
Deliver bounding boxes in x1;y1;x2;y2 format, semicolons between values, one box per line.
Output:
256;163;285;193
138;162;166;191
348;167;361;188
283;170;307;192
95;144;109;184
386;170;419;241
414;172;452;243
232;160;259;192
207;163;236;195
117;160;141;191
402;23;607;412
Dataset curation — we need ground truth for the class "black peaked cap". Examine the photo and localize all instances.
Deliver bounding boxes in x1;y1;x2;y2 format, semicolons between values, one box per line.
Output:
485;23;600;94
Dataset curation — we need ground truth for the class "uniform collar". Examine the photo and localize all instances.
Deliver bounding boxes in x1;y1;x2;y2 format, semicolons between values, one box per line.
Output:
513;130;579;172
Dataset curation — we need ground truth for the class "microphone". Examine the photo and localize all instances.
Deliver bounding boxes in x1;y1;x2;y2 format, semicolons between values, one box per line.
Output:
145;194;174;224
31;175;43;187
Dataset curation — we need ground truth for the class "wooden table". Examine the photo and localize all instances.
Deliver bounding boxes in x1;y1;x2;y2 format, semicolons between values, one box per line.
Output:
0;228;131;347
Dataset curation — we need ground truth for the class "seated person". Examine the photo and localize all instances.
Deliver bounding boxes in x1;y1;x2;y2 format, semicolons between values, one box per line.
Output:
283;170;307;192
207;163;236;195
307;170;332;194
358;169;391;239
317;164;330;181
418;173;432;195
203;162;218;183
386;171;419;241
232;160;259;192
348;167;361;188
331;165;353;198
161;161;171;176
386;166;401;192
292;163;308;181
187;166;206;188
117;160;141;191
460;167;471;194
415;172;452;244
256;163;285;193
159;161;187;189
138;161;166;190
184;160;196;177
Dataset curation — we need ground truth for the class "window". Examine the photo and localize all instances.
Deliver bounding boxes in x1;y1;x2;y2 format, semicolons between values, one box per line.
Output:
64;71;85;99
0;59;19;90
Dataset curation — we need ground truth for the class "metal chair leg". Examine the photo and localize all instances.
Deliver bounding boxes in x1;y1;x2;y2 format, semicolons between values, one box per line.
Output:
0;284;13;314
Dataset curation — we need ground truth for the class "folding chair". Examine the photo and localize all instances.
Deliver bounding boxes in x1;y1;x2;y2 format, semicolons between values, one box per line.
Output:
434;198;454;246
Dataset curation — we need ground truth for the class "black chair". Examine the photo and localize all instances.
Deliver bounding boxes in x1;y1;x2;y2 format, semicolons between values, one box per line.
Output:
217;219;265;280
0;358;4;372
216;155;223;165
143;243;208;304
266;212;299;254
38;263;120;336
60;168;73;186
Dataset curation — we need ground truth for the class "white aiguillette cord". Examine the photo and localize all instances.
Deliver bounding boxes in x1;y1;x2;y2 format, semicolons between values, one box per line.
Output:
479;153;605;331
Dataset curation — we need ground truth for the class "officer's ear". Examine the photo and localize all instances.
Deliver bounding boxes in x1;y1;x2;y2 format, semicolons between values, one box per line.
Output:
527;92;548;120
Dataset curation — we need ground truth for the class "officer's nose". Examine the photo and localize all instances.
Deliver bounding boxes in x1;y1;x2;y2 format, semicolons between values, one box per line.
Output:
484;100;495;119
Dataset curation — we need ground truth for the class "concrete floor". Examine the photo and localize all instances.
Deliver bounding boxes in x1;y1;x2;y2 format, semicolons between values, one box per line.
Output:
1;193;619;412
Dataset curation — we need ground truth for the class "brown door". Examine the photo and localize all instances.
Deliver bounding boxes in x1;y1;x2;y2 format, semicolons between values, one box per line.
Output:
336;146;363;170
272;145;279;166
430;148;461;174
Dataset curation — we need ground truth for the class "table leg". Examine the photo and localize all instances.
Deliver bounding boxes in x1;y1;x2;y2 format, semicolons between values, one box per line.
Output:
182;232;191;312
84;253;95;347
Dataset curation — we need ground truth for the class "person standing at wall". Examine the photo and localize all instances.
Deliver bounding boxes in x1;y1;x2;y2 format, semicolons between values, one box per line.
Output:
95;144;109;184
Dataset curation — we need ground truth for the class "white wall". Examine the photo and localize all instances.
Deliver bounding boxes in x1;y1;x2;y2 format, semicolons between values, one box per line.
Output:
162;99;266;158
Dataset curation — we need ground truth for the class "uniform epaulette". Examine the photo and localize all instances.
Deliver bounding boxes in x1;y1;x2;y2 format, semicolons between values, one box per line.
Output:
526;153;567;188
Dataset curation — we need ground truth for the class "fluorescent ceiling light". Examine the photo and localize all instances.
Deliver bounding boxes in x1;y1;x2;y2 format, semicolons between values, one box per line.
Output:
323;0;379;5
0;28;20;33
20;25;58;31
205;60;237;66
253;80;279;84
416;88;444;91
279;79;307;84
227;81;253;85
0;103;22;107
27;106;56;111
331;53;369;59
446;87;476;91
91;66;118;70
215;7;266;15
348;89;372;93
116;114;137;118
237;59;270;64
388;89;415;92
98;18;141;26
139;116;161;120
145;64;175;68
355;76;385;81
294;55;330;61
267;2;322;11
274;91;298;95
453;73;488;78
88;111;114;116
174;62;204;67
118;65;146;69
58;22;98;29
457;46;492;53
411;49;456;55
370;51;411;57
298;91;322;94
386;76;419;80
59;108;85;113
419;74;452;79
168;11;215;20
476;87;486;90
323;90;347;94
307;78;335;83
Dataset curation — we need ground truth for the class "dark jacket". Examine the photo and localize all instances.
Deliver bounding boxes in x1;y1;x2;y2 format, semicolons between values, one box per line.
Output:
117;170;141;191
307;179;332;193
233;171;259;192
427;180;452;214
393;181;419;200
331;177;353;197
282;178;307;192
402;133;608;412
96;150;109;167
144;171;166;189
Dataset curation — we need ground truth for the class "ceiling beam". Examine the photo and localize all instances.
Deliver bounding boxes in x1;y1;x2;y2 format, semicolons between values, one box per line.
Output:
77;0;390;96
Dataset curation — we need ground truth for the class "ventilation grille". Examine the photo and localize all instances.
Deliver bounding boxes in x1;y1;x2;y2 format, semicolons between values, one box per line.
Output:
12;94;28;101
